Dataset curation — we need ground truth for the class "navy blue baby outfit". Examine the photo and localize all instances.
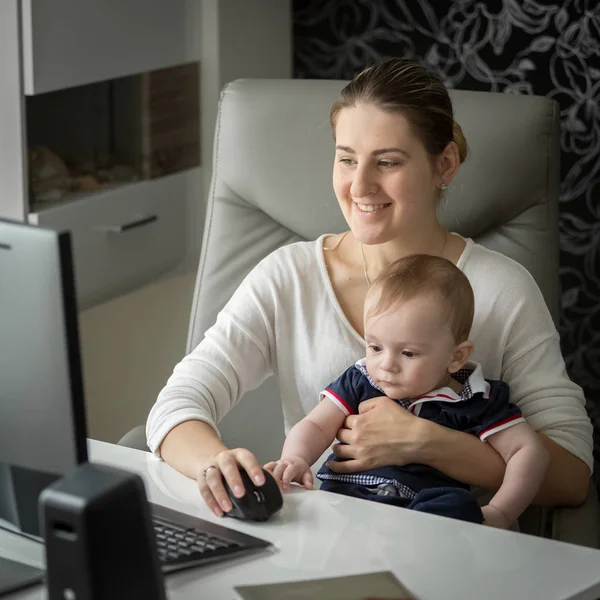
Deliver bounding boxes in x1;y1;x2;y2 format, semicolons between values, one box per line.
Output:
317;361;524;523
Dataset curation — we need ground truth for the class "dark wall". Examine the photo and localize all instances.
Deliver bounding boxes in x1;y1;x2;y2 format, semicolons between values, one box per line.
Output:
294;0;599;475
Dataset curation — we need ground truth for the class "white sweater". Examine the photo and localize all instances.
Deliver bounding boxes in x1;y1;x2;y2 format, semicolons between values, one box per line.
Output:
147;235;594;471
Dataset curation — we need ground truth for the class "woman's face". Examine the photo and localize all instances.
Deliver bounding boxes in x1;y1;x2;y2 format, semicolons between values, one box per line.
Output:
333;103;440;245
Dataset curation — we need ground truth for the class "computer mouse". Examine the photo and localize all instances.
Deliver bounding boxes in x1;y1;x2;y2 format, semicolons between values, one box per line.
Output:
223;469;283;522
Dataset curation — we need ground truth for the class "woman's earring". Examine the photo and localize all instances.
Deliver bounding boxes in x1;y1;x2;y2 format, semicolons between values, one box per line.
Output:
439;183;447;191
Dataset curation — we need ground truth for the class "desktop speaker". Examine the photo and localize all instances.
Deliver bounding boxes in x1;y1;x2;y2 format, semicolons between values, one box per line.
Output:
39;463;166;600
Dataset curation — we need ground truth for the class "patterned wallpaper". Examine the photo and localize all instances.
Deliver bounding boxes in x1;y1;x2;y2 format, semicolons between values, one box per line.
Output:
293;0;599;478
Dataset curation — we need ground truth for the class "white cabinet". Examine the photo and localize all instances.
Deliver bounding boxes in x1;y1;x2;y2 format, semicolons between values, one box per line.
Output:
21;0;187;95
29;173;187;308
0;0;196;308
0;0;292;308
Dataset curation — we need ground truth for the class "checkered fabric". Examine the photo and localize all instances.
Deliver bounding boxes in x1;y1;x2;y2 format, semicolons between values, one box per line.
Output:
317;472;417;500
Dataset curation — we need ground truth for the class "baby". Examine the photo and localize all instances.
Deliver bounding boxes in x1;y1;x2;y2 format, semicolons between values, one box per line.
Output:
265;254;549;528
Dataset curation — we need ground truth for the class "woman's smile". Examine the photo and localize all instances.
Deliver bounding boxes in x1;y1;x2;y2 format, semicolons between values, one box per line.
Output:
354;201;392;214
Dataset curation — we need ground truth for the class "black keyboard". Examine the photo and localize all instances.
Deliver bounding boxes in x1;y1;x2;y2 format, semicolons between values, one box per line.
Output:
150;503;271;574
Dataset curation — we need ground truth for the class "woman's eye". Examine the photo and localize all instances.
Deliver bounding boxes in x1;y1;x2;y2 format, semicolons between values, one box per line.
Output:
378;160;398;168
338;158;354;165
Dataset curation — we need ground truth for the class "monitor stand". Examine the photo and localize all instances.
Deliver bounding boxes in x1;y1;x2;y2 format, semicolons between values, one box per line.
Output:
0;463;52;596
0;555;44;596
0;462;58;539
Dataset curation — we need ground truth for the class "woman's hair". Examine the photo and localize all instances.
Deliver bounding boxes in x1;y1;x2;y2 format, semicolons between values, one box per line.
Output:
367;254;474;343
330;58;468;163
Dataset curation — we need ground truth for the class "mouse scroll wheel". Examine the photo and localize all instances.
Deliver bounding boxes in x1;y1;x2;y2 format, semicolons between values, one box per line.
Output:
253;490;265;503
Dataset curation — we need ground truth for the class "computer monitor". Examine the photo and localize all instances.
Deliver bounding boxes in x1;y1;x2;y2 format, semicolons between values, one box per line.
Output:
0;218;88;539
0;220;273;592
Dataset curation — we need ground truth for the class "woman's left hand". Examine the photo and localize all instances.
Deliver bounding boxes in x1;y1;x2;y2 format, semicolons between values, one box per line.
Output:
327;396;429;473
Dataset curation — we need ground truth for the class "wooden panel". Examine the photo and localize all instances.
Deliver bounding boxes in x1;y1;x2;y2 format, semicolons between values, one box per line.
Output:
141;62;201;178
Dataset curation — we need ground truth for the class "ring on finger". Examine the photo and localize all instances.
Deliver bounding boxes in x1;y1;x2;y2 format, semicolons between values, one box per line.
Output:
203;465;219;478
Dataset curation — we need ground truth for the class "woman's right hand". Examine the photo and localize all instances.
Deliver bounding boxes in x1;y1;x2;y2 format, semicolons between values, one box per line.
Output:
196;447;265;517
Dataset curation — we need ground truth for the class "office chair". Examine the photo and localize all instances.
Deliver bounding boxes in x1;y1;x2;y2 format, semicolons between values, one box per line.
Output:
119;78;599;547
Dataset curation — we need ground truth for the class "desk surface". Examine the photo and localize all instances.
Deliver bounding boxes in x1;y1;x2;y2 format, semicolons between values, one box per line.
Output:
2;440;600;600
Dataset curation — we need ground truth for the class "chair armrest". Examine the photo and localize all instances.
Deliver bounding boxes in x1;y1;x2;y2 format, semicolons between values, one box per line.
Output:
117;424;150;452
550;484;600;548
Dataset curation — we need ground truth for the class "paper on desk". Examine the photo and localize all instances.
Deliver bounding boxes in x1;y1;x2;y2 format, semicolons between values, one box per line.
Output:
235;570;416;600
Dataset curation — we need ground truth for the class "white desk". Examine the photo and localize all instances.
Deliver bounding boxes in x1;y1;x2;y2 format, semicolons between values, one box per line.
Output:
3;440;600;600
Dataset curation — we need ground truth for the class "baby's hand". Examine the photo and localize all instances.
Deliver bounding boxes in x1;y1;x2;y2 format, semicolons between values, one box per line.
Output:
263;456;313;491
481;504;513;530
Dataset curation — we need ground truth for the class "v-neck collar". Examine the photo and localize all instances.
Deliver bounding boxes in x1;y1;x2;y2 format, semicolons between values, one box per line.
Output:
316;234;365;347
316;234;473;348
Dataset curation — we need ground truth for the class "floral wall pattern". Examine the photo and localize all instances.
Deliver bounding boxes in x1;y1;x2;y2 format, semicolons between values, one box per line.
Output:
294;0;600;477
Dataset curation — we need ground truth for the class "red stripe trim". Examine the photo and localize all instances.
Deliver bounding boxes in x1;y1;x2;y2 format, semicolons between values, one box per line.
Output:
478;414;522;438
325;388;355;415
418;393;457;401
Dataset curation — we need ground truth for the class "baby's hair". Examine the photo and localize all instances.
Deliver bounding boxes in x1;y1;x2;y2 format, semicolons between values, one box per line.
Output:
367;254;474;343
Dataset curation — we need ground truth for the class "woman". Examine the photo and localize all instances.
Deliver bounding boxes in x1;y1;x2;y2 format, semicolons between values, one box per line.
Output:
147;58;592;518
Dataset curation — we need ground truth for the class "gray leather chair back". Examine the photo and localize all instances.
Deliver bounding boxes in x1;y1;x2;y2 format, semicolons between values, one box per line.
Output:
120;78;596;546
188;79;561;464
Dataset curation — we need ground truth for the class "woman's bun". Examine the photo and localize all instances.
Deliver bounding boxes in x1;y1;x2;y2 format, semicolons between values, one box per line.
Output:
453;120;468;163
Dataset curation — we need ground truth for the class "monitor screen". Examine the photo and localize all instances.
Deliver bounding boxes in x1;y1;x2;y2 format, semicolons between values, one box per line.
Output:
0;218;88;538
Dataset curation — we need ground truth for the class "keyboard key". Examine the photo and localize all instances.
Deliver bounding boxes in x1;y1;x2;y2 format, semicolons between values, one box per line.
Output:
159;521;187;533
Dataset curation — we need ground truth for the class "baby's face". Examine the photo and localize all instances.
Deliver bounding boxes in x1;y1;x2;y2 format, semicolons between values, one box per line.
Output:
364;293;457;400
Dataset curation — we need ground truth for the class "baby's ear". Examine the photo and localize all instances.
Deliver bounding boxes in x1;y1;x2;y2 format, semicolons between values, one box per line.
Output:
448;340;474;373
